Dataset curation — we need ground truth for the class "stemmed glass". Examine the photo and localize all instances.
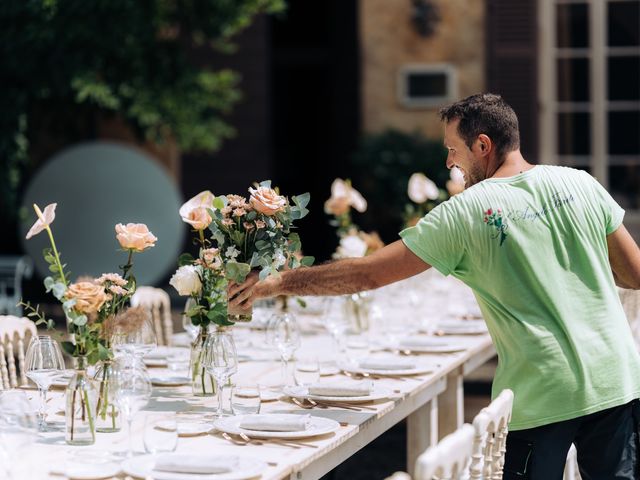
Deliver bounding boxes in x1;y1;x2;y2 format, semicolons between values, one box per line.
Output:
323;297;350;356
203;331;238;419
24;335;65;430
112;316;158;360
182;298;200;341
0;391;38;479
266;312;301;387
111;358;152;457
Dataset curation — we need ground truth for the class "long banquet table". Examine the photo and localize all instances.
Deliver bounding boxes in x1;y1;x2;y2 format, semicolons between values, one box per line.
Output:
14;321;495;480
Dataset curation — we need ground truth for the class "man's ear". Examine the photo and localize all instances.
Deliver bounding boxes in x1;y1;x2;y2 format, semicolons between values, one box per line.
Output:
477;134;492;156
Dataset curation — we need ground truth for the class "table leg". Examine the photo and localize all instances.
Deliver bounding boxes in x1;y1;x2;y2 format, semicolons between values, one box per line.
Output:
407;397;438;476
438;368;464;439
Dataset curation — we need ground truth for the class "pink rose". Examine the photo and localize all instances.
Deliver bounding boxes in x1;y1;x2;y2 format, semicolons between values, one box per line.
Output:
179;191;215;230
66;281;109;314
115;223;157;252
249;186;287;216
26;203;57;239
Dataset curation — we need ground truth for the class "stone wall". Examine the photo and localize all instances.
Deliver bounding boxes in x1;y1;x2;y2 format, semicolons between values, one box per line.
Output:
359;0;485;139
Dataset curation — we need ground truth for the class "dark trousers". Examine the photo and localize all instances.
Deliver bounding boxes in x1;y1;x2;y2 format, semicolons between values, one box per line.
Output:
504;400;640;480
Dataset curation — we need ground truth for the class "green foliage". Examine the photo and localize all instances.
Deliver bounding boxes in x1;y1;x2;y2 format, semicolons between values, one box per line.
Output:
351;129;449;240
0;0;286;218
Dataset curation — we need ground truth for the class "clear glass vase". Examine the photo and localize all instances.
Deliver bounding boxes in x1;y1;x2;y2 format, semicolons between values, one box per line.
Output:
65;356;97;445
344;292;371;333
190;327;216;396
93;360;121;433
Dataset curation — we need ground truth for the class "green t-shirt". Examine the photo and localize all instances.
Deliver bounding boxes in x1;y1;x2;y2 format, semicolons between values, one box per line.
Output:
400;165;640;430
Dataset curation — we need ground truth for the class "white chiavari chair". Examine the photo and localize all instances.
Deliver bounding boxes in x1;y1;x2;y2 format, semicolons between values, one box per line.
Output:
415;424;475;480
0;315;38;390
131;286;173;346
468;388;514;480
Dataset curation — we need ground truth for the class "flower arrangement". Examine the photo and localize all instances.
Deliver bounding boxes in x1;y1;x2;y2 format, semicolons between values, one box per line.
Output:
21;203;157;363
172;181;313;327
325;178;384;259
403;168;466;228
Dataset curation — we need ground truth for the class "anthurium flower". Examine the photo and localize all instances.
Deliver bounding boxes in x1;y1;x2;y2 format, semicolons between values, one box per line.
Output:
324;178;367;215
408;173;439;203
26;203;57;239
179;191;216;230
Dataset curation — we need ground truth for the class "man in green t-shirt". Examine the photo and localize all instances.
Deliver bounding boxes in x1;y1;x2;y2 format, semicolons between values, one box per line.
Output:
230;93;640;478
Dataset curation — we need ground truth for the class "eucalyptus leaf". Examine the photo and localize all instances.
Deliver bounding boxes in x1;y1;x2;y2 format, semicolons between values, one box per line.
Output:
301;256;315;266
246;211;257;221
259;180;271;188
225;262;251;283
52;282;66;300
178;253;195;267
73;315;88;327
259;267;270;281
293;192;310;209
43;276;54;291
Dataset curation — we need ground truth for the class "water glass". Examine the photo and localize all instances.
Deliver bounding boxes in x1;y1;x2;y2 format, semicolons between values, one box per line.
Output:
144;413;178;454
203;331;238;418
294;356;320;387
345;332;371;364
167;350;190;375
231;384;261;415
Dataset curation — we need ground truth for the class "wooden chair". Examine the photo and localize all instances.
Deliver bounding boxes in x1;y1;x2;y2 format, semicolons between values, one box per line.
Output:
0;315;37;390
468;389;514;480
130;286;173;346
414;424;475;480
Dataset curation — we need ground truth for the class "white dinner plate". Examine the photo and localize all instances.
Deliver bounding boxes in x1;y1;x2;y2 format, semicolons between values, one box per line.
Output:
150;376;191;387
121;454;265;480
320;365;340;376
283;384;393;403
214;414;340;439
59;462;121;480
338;361;436;377
259;389;282;402
436;320;487;335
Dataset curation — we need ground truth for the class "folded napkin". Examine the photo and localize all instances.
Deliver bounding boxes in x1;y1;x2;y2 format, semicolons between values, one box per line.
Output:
307;380;372;397
358;358;416;370
154;454;232;474
240;414;309;432
398;338;446;349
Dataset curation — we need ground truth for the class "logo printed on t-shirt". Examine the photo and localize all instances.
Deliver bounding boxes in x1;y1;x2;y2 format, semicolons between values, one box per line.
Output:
483;208;509;246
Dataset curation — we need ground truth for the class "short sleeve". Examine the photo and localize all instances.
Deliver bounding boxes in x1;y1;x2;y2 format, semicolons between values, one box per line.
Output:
399;200;466;276
586;173;625;234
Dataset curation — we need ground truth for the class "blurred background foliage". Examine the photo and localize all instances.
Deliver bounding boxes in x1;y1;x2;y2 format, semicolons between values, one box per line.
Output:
351;129;448;242
0;0;285;229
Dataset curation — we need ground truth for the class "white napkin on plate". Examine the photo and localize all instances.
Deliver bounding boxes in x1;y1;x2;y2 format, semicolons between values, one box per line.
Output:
358;357;416;370
307;380;372;397
240;414;309;432
398;337;446;348
154;454;232;474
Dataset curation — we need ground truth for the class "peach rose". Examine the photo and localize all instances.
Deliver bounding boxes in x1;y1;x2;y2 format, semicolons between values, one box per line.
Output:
179;191;215;230
115;223;157;252
26;203;57;239
249;186;287;216
66;281;109;314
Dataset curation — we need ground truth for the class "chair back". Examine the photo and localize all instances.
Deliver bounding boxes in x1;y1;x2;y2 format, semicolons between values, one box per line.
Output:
0;316;37;389
469;389;514;480
131;286;173;345
414;424;474;480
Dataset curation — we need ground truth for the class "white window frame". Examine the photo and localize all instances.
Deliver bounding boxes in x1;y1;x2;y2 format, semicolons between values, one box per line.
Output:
539;0;640;220
397;63;457;108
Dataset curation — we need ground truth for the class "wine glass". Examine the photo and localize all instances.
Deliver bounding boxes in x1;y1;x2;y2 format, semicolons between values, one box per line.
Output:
203;332;238;419
112;315;158;360
266;312;301;387
112;359;152;457
0;391;38;479
24;335;65;430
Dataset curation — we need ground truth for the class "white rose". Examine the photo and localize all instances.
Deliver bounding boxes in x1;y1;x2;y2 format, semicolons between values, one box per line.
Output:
169;265;202;296
408;173;439;203
335;234;368;258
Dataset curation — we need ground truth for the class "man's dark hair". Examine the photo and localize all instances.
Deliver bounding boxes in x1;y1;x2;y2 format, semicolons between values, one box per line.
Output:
439;93;520;160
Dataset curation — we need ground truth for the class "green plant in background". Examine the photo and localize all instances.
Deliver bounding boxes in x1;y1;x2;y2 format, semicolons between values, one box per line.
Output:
0;0;286;233
351;129;449;240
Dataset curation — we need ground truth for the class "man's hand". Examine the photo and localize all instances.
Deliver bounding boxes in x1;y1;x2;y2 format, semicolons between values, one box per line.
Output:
228;271;281;311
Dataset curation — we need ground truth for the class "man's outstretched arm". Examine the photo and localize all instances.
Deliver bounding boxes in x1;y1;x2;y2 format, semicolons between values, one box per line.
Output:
608;224;640;290
228;239;431;309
